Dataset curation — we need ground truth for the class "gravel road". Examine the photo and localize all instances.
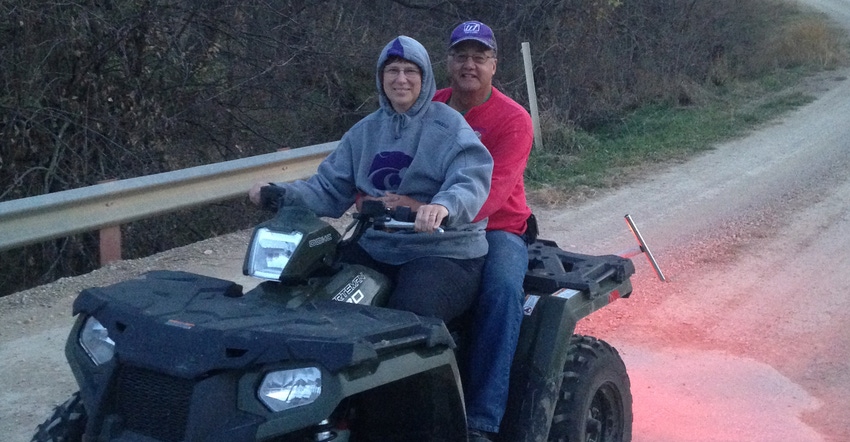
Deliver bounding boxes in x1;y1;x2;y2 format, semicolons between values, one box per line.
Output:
3;1;850;440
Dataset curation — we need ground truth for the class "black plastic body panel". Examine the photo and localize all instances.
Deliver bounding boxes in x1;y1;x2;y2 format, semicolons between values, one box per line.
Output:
66;270;462;441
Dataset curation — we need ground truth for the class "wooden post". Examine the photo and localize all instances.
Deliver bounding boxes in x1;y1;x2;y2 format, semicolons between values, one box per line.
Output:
521;42;543;150
99;225;122;266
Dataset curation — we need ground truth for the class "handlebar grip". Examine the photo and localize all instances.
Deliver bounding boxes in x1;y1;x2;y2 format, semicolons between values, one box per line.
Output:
259;185;286;212
393;206;414;222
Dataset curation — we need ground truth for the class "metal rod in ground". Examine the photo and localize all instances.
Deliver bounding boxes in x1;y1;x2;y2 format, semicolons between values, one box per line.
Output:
624;214;667;282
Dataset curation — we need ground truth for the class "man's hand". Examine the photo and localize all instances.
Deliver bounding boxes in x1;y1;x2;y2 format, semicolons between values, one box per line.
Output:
415;204;448;233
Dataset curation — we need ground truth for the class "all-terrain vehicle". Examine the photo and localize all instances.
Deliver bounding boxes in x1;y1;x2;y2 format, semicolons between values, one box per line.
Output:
33;186;638;442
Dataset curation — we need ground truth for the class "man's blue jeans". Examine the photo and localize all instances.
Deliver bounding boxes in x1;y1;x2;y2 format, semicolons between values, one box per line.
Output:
464;230;528;433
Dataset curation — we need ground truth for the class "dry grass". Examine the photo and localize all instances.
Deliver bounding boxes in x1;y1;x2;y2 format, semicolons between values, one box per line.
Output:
766;18;849;69
528;185;596;208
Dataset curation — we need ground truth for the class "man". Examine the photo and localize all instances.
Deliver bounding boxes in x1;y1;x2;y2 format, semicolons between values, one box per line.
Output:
434;21;535;442
249;35;493;323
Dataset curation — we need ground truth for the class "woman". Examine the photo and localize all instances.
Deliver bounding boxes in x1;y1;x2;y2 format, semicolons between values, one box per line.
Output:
250;36;493;322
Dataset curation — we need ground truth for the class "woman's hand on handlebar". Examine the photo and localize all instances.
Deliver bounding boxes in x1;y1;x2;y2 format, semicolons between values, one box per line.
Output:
415;204;448;233
248;182;265;206
249;183;287;211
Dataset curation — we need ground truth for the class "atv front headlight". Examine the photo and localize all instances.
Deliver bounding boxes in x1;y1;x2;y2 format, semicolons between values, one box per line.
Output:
80;316;115;365
246;228;304;280
258;367;322;412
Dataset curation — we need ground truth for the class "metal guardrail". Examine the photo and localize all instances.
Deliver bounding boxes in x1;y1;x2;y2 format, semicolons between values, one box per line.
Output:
0;141;338;252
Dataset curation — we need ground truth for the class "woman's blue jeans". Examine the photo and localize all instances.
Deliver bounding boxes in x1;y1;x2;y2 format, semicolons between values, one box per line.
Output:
464;230;528;433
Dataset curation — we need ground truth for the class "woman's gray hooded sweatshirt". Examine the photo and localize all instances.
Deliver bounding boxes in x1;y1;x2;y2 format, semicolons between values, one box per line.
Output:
277;35;493;264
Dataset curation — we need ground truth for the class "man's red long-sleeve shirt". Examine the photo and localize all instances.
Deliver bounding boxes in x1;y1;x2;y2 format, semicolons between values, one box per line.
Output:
434;87;533;235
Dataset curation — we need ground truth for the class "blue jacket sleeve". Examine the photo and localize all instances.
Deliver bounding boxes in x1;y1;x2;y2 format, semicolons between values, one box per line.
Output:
275;138;358;218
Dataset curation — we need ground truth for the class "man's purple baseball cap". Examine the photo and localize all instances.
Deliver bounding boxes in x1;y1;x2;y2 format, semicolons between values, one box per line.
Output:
449;20;497;51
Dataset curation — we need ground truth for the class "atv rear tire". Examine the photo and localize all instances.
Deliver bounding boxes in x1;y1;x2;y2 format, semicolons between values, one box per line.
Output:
31;392;86;442
548;335;632;442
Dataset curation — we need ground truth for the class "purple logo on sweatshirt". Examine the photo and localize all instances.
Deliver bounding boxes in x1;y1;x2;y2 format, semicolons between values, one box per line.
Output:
369;151;412;190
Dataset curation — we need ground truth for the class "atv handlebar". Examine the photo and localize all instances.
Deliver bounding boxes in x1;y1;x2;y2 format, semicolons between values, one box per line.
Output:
259;185;444;234
358;200;444;233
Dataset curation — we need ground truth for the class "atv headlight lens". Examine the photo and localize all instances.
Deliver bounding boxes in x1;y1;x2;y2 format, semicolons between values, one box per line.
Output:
80;317;115;365
247;228;304;280
258;367;322;412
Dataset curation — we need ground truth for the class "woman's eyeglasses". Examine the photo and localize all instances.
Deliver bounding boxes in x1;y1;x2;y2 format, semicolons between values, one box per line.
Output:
384;67;421;78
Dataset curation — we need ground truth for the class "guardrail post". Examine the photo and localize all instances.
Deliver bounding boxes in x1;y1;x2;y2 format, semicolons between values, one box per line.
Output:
97;179;122;265
99;225;122;266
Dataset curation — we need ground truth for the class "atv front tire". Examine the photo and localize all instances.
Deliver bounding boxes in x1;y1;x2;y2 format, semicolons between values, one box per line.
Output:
31;392;86;442
549;335;632;442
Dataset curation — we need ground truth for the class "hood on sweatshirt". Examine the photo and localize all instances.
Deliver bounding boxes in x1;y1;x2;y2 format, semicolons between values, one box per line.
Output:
376;36;437;118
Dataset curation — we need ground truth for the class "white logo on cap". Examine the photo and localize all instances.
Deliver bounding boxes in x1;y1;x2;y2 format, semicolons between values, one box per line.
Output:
464;23;481;34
